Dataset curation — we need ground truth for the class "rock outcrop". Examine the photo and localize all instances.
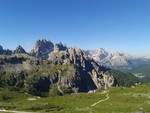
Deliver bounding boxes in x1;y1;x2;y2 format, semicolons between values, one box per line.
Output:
54;42;68;53
0;45;12;55
30;39;54;58
13;45;27;54
49;45;114;92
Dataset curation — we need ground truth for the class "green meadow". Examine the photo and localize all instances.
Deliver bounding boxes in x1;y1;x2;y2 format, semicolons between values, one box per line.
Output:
0;84;150;113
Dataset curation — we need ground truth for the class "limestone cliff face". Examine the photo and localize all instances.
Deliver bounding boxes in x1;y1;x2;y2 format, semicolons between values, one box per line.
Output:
49;45;114;92
30;39;54;58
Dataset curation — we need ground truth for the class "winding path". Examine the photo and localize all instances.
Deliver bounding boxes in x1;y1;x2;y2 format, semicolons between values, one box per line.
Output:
0;92;110;113
91;93;109;107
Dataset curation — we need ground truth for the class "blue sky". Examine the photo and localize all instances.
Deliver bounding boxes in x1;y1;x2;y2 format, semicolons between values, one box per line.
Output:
0;0;150;56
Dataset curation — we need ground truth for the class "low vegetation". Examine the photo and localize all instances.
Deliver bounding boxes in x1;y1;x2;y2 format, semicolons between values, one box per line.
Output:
0;84;150;113
109;69;140;87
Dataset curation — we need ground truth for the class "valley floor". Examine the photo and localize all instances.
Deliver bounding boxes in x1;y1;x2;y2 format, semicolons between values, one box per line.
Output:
0;84;150;113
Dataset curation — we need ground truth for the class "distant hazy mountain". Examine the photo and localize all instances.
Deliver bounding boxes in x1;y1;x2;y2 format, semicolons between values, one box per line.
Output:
85;48;150;70
85;48;109;61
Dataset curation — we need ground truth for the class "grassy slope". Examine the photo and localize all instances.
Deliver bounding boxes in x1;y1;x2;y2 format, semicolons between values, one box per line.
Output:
50;84;150;113
0;84;150;113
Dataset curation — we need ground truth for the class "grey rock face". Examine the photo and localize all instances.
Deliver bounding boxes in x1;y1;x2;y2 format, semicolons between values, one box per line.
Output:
54;42;68;53
49;45;114;92
30;39;54;58
49;47;86;66
59;65;97;93
3;49;12;55
13;45;27;54
0;45;12;55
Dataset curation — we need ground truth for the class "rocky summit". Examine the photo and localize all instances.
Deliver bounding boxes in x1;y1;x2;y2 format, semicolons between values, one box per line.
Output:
54;42;68;53
85;48;109;61
30;39;54;58
13;45;27;54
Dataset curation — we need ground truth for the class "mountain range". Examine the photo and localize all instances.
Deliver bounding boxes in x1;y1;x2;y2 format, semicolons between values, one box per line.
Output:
1;39;150;72
85;48;150;71
1;39;150;71
0;39;139;96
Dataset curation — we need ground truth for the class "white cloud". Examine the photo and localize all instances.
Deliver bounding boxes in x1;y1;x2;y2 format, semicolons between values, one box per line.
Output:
25;39;34;52
26;39;33;46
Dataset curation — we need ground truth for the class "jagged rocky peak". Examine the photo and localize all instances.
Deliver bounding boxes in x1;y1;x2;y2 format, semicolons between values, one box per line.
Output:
49;46;87;66
13;45;26;54
0;45;12;55
30;39;54;58
3;49;12;55
49;47;114;92
54;42;68;53
85;48;109;61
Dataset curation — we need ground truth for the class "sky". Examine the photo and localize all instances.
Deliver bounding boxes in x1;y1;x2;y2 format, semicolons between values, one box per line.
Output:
0;0;150;57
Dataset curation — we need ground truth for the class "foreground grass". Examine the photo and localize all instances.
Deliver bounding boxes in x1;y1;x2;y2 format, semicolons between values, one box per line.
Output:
0;84;150;113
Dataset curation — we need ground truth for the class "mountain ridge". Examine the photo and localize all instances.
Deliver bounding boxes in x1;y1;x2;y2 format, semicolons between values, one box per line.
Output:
85;48;150;70
1;39;149;61
0;39;139;96
1;39;150;71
